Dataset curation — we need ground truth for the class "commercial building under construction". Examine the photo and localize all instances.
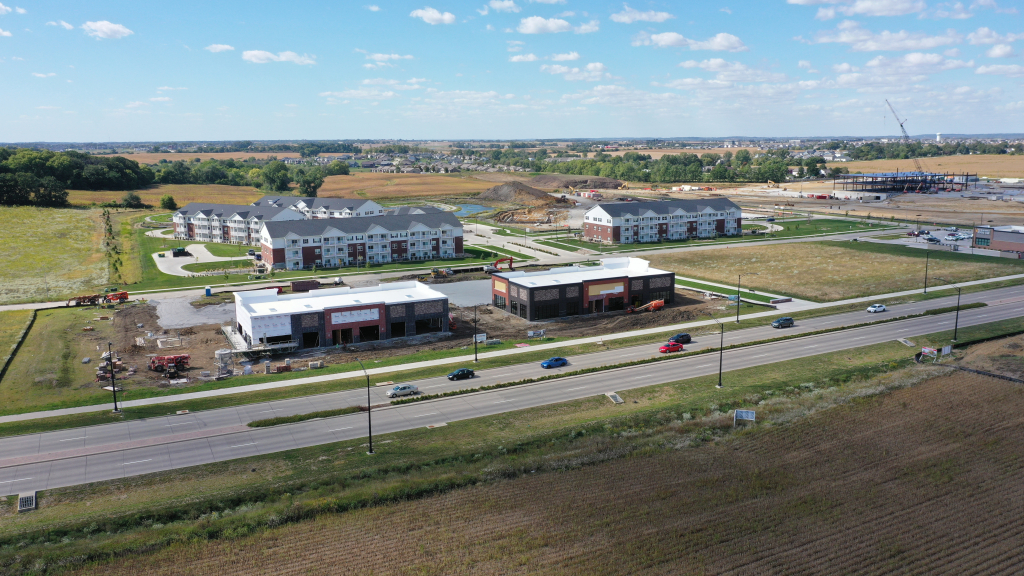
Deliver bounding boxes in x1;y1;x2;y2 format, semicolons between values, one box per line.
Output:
835;171;976;195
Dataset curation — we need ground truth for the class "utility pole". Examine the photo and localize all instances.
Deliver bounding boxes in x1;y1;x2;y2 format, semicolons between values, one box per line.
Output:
356;357;373;455
923;249;930;294
473;304;479;363
107;342;120;413
704;312;724;389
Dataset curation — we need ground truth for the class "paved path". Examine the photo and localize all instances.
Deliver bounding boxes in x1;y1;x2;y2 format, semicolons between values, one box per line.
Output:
151;243;253;277
3;297;1021;493
3;283;1022;426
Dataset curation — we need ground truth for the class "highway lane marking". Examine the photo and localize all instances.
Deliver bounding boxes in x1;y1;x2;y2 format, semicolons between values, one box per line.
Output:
259;408;280;413
751;354;769;358
493;400;508;404
896;329;910;332
693;364;713;368
567;386;587;390
328;427;352;432
803;345;818;349
851;337;867;340
123;459;153;466
58;437;87;442
230;442;257;448
164;422;190;427
413;412;439;418
0;478;32;484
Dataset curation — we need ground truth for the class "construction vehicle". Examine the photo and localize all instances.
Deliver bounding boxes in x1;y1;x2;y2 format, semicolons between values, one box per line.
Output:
493;256;515;271
104;291;129;304
430;268;450;279
67;293;104;306
626;299;665;314
171;247;189;257
767;181;779;188
149;354;191;376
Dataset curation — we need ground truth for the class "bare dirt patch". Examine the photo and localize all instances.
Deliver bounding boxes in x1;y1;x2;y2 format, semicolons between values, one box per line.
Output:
528;174;623;190
956;332;1024;380
478;181;557;206
316;172;494;200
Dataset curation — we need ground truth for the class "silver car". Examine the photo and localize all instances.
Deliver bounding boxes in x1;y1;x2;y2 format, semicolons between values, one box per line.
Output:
385;384;419;398
866;304;886;313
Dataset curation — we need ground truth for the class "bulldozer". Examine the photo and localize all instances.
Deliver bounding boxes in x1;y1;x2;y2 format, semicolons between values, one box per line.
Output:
626;299;665;314
766;181;779;188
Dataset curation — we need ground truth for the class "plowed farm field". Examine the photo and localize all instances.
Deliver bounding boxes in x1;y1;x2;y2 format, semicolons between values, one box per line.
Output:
82;364;1024;576
68;184;264;207
317;172;494;200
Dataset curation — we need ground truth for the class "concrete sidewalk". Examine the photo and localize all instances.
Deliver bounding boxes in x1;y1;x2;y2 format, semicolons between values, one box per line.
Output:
2;278;1021;425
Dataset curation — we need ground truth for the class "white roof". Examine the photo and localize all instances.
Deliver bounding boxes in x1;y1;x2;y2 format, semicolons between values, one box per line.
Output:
495;257;670;289
235;281;446;317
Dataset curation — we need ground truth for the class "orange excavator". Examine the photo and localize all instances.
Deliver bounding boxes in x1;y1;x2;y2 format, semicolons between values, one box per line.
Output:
627;299;664;313
494;256;515;271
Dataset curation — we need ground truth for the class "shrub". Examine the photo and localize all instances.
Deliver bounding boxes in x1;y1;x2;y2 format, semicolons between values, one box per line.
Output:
159;195;177;210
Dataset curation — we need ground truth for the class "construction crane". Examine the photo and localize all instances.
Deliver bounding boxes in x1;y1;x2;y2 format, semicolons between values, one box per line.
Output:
885;99;926;174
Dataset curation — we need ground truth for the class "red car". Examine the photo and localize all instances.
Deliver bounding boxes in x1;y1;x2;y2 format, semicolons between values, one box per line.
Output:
659;342;684;353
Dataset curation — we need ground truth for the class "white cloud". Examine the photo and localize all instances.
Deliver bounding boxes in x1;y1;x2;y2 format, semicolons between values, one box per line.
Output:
633;31;748;52
124;101;147;108
0;3;9;14
242;50;316;65
720;7;732;13
971;0;1018;14
833;62;858;72
864;52;974;73
967;27;1024;44
976;64;1024;76
507;40;524;51
574;20;600;34
15;6;25;14
540;61;609;81
489;0;520;12
807;20;962;51
320;88;398;99
362;77;424;89
150;96;171;101
944;48;961;56
31;72;56;77
518;16;571;33
550;51;580;61
477;5;489;15
410;7;456;24
561;85;686;113
987;44;1014;57
787;0;926;19
679;58;787;82
366;5;380;11
529;0;565;3
0;28;10;37
610;4;674;23
156;86;187;90
81;21;134;40
509;53;538;61
798;60;812;69
36;106;59;109
925;2;973;19
554;11;575;17
366;52;414;62
204;44;234;53
46;20;74;30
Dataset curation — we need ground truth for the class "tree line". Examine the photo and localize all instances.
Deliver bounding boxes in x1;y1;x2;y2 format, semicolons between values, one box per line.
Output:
151;157;349;196
0;147;155;207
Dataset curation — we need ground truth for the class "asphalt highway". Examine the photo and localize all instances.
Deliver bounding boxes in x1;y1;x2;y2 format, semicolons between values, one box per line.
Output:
2;285;1023;494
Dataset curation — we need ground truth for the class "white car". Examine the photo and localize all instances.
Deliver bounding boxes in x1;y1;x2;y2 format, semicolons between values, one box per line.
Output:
866;304;886;313
385;384;419;398
944;235;959;241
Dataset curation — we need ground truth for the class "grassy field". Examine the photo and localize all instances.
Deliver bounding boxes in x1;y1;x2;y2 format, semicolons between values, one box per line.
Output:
6;320;1021;574
0;310;33;367
317;172;494;200
68;184;265;207
0;207;111;305
843;153;1024;178
0;307;121;412
648;240;1024;302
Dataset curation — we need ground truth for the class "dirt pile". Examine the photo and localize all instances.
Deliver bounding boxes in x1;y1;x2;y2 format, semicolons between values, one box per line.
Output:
478;181;556;206
528;174;623;190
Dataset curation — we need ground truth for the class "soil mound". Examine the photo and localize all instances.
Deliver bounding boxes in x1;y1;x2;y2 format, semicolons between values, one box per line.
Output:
478;181;556;206
528;175;623;190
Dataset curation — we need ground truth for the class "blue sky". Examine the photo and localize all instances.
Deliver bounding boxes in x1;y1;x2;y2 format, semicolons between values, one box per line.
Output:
1;0;1022;141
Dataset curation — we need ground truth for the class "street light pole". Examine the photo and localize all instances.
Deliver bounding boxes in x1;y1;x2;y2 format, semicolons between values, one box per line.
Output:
953;286;961;341
356;357;374;455
923;249;930;294
704;312;724;389
473;304;479;363
107;342;120;413
736;273;758;324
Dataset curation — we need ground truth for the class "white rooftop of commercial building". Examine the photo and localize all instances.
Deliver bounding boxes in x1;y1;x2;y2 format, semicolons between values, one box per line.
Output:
987;225;1024;233
235;281;446;317
495;257;671;289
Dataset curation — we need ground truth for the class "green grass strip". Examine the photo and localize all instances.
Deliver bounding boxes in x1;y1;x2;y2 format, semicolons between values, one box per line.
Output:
247;406;361;428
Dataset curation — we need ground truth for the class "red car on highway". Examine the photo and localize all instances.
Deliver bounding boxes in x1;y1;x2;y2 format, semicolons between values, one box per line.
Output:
659;342;685;353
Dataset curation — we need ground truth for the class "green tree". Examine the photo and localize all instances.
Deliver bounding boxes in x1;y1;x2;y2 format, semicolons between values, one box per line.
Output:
160;194;177;210
0;173;32;205
734;149;752;166
324;160;350;176
260;161;291;192
34;176;69;207
121;191;144;208
298;168;325;197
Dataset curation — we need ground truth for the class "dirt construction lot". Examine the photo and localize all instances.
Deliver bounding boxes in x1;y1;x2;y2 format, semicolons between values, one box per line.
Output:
83;335;1024;575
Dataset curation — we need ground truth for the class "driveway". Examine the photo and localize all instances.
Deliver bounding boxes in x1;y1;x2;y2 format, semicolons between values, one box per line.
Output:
152;243;253;277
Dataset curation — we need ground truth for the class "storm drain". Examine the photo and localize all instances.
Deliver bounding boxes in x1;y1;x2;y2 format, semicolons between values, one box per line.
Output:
605;392;624;404
18;493;36;513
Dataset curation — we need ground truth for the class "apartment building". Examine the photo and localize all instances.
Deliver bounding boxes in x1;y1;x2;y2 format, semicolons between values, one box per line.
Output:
582;198;742;244
259;211;464;270
172;203;304;245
